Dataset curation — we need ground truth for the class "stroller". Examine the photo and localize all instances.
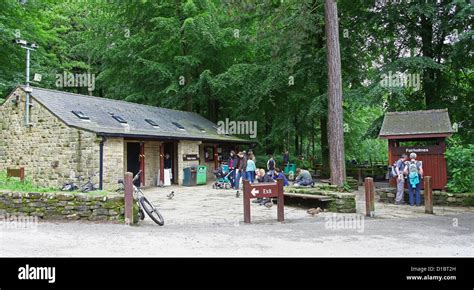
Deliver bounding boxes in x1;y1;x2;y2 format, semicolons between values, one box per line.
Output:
212;166;233;189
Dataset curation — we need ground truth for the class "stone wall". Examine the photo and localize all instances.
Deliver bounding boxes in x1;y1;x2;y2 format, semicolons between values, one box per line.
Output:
103;137;124;190
376;187;474;207
144;141;161;187
0;190;128;221
177;140;201;185
0;88;100;189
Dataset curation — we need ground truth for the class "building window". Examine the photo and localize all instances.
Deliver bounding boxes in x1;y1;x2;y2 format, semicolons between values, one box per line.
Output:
194;125;206;133
145;119;160;128
112;115;127;124
172;122;185;130
71;110;89;120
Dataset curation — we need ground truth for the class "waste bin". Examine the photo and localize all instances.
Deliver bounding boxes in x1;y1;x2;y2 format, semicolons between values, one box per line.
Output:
183;166;197;186
284;163;297;174
197;165;207;185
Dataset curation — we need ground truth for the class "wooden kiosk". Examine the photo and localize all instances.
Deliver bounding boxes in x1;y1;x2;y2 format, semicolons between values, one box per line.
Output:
379;109;454;190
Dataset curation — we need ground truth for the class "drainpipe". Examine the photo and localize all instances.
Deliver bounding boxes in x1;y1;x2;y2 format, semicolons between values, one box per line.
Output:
99;136;107;190
25;48;30;127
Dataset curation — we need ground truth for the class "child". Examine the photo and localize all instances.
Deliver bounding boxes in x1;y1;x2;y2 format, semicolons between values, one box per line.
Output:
273;167;289;186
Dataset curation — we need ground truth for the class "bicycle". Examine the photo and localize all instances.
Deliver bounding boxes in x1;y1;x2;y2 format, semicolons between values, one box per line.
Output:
61;175;84;191
118;170;164;226
80;172;99;192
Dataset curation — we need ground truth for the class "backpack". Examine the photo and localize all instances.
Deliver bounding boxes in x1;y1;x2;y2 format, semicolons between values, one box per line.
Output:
408;161;420;188
389;160;401;179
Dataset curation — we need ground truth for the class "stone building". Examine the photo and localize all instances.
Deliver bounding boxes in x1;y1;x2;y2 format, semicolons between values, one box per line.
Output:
0;86;248;190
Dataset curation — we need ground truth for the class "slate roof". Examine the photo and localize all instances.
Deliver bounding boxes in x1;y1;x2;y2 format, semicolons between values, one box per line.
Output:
379;109;454;138
19;86;249;143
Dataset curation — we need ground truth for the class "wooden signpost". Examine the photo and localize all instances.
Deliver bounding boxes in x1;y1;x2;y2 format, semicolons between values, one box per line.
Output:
243;179;284;223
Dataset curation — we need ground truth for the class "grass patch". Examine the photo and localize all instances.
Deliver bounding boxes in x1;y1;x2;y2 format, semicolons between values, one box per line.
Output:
0;172;57;193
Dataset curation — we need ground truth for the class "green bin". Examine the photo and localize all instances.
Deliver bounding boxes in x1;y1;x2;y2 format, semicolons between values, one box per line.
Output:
284;163;296;174
197;165;207;185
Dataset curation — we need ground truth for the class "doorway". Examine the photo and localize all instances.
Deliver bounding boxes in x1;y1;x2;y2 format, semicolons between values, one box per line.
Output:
127;142;143;186
163;142;177;184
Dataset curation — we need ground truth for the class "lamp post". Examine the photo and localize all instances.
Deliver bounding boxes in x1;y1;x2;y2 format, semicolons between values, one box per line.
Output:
12;38;38;127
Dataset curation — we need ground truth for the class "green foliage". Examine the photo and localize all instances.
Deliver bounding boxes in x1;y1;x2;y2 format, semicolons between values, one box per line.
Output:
445;145;474;193
0;0;471;169
0;172;56;193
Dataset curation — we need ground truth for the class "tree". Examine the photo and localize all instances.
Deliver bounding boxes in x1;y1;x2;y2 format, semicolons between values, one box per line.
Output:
324;0;345;186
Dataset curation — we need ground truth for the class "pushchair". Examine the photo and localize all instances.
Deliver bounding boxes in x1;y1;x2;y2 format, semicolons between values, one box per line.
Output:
212;166;233;189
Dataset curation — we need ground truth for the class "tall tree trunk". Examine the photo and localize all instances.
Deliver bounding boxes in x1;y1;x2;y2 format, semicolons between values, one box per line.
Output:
320;117;330;178
420;14;436;109
324;0;345;186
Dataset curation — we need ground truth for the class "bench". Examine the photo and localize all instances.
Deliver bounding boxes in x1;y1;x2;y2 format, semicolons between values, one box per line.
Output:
284;192;334;202
7;167;25;182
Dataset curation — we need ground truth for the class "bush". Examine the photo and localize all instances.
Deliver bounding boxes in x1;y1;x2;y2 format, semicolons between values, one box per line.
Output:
445;144;474;193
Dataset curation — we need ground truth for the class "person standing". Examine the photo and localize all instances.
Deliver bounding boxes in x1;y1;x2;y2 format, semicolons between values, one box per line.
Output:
246;154;256;183
267;154;276;177
395;154;408;205
228;150;236;188
403;153;424;206
283;150;289;170
235;151;247;190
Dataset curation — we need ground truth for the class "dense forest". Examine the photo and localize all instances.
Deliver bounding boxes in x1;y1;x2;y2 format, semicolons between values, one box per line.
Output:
1;0;472;171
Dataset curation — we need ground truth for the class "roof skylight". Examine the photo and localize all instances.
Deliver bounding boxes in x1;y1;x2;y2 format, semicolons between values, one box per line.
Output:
72;110;89;120
112;115;127;124
172;122;185;130
145;119;160;127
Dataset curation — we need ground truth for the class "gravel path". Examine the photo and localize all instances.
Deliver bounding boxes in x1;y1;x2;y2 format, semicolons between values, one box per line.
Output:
1;185;473;257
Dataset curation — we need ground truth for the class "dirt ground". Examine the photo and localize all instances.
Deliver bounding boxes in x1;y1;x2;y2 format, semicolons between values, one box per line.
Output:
1;184;473;257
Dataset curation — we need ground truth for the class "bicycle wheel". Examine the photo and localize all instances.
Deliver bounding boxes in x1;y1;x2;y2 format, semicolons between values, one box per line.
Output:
139;196;164;226
138;205;145;220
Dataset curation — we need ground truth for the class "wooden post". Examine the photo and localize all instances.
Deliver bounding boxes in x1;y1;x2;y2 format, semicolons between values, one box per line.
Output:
364;177;375;217
243;180;251;223
424;176;433;214
277;178;284;222
124;172;134;225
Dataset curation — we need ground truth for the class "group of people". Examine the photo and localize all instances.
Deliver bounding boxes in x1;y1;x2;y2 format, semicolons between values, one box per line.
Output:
227;151;290;191
392;152;424;206
226;150;316;189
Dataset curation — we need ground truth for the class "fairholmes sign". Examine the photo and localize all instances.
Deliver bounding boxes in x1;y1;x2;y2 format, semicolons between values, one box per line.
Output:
182;154;199;161
392;145;443;155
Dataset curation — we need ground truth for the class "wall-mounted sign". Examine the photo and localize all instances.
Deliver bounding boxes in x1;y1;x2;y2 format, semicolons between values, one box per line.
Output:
392;145;443;155
183;154;199;161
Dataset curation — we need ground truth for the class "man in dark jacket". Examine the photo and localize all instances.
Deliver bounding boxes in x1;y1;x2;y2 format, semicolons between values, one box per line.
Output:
234;151;247;190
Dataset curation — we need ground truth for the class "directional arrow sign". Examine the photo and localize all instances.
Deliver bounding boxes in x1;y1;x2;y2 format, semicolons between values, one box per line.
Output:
251;188;259;196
